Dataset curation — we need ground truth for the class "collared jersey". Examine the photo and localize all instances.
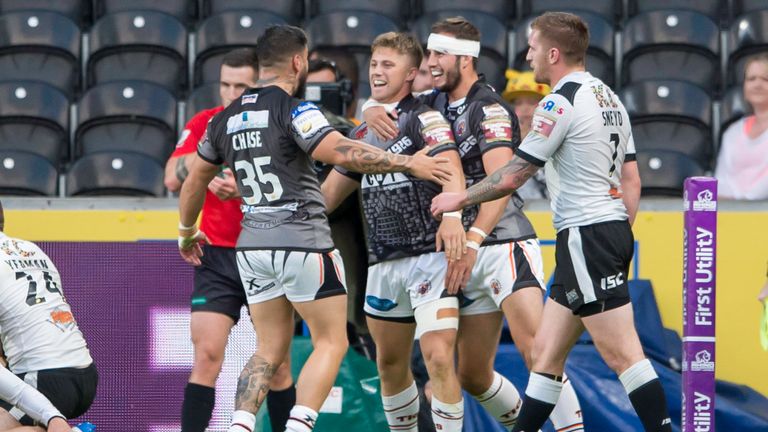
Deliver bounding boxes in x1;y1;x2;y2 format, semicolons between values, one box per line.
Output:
198;87;336;252
336;95;458;265
0;233;92;373
517;71;637;231
423;81;537;244
172;106;242;248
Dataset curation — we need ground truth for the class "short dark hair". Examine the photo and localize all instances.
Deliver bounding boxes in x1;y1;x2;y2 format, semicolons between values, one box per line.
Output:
256;25;308;68
430;17;480;68
221;47;258;70
308;58;339;79
531;12;589;65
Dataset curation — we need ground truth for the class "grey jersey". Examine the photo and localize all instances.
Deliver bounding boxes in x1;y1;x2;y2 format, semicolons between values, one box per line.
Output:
422;81;537;244
335;95;458;265
198;87;336;252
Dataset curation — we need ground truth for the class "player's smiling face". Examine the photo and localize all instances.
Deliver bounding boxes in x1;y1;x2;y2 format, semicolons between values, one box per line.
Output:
526;29;550;85
745;59;768;110
369;47;416;104
427;46;460;93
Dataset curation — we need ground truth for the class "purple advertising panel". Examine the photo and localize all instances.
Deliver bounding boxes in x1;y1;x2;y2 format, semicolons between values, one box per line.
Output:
38;241;259;432
682;177;717;432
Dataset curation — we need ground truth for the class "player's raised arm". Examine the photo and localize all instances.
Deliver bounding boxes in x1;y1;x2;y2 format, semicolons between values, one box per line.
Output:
310;130;453;184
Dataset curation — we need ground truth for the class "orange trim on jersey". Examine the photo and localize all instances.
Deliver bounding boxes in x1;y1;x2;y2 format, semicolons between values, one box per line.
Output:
608;187;623;199
508;243;518;279
317;254;325;286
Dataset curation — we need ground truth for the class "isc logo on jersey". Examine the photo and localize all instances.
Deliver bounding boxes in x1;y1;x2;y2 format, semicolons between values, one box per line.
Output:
291;102;330;139
227;110;269;134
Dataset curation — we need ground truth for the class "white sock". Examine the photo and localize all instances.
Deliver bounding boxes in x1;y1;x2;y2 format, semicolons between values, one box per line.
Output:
549;374;584;431
382;381;419;431
431;396;464;431
285;405;318;432
472;371;522;431
228;410;255;432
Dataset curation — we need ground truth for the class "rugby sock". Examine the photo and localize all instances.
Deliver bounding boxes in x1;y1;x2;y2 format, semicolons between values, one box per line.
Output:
549;374;584;431
382;381;419;431
512;372;563;432
284;405;318;432
472;371;521;431
431;396;464;431
181;383;215;432
228;410;255;432
267;385;296;432
619;359;673;432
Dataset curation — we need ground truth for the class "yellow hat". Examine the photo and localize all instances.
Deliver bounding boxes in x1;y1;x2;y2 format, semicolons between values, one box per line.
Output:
502;69;550;102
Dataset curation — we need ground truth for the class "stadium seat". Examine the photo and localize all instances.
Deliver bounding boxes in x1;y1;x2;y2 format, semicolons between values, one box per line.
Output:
195;12;288;87
0;0;90;28
520;0;620;25
93;0;196;27
0;11;80;98
418;0;511;21
87;11;187;97
622;10;720;93
412;11;508;91
635;150;705;196
66;152;165;197
729;0;767;20
620;80;713;168
310;0;408;22
75;82;177;164
627;0;725;24
0;82;70;164
186;83;220;123
514;12;615;86
720;86;748;133
0;151;57;196
727;10;768;86
200;0;302;23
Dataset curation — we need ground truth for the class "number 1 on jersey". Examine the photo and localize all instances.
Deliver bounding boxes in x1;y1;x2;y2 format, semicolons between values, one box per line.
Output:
234;156;284;205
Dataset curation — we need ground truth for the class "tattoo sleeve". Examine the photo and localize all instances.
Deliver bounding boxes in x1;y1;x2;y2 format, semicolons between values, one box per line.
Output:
174;156;189;183
234;353;277;413
465;156;540;206
334;139;411;174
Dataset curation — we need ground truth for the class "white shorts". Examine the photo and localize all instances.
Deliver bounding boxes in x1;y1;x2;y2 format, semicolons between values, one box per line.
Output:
364;252;448;321
236;249;347;304
460;239;545;316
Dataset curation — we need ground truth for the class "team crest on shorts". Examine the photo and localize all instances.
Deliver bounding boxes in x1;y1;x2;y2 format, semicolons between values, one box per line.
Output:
566;289;579;305
490;279;502;295
417;280;431;295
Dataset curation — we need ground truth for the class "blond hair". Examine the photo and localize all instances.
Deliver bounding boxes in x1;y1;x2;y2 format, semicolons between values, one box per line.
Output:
371;32;424;68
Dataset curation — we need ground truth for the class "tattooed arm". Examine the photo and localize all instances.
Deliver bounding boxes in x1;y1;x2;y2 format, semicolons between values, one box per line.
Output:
431;155;540;216
310;131;452;184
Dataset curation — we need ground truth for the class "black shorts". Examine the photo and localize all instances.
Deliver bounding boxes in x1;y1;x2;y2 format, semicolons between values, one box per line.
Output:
0;363;98;425
549;220;633;317
192;245;247;321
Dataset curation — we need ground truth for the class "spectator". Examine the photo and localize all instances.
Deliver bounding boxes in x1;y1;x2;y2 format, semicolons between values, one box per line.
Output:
715;53;768;200
502;69;551;200
413;57;434;95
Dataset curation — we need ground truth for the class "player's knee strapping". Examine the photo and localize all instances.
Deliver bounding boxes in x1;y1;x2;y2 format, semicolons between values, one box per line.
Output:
414;297;459;338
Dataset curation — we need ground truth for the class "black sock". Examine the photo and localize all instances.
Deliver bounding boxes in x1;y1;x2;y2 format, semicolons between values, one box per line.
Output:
181;383;215;432
267;385;296;431
511;396;557;432
628;379;673;432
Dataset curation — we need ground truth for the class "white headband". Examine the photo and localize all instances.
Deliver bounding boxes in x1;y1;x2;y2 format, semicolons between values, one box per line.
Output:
427;33;480;58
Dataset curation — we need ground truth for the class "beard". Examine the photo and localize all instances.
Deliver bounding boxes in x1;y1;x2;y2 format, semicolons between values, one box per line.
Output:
294;69;308;98
437;58;462;93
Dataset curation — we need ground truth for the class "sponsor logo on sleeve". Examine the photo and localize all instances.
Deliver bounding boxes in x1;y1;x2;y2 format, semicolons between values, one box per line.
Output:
241;93;258;104
480;103;513;143
291;102;331;139
226;110;269;134
418;112;455;147
540;99;565;115
175;129;191;148
531;113;556;138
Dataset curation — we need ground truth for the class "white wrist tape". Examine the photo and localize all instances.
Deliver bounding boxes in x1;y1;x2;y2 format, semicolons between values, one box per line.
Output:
361;98;386;112
427;33;481;58
178;221;195;231
466;240;481;251
469;227;488;239
443;211;462;219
